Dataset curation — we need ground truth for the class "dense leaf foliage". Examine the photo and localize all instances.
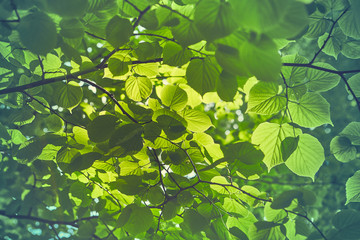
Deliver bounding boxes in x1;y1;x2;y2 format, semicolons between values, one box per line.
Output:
1;0;360;239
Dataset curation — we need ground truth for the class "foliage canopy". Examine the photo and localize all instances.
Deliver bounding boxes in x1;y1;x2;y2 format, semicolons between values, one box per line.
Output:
1;0;360;239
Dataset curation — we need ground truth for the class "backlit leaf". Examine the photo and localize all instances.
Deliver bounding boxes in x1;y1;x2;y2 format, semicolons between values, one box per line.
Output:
285;134;325;180
288;92;332;128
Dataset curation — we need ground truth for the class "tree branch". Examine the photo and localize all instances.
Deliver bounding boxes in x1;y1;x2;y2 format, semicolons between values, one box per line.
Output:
0;58;163;96
282;63;360;111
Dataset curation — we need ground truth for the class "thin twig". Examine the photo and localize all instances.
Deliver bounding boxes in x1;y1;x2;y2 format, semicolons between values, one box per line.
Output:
22;91;85;128
310;7;349;64
199;180;272;202
285;209;328;240
50;224;61;240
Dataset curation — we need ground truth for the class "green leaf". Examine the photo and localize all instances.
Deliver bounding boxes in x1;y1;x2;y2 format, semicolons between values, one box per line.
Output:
240;35;281;82
281;137;299;162
271;189;316;209
306;63;341;92
44;115;63;132
215;43;249;77
159;85;188;111
305;17;330;38
147;187;165;205
227;142;264;165
281;55;308;85
229;227;249;240
143;122;161;142
223;198;248;217
163;200;180;220
216;71;238;102
330;136;357;163
285;134;325;180
317;28;346;59
342;40;360;59
9;108;35;126
181;109;213;132
338;2;360;39
177;191;194;207
186;58;220;96
163;42;192;67
108;58;130;76
288;92;333;128
17;12;57;55
247;82;286;115
118;204;153;235
69;152;103;172
0;122;10;140
56;147;80;164
106;16;133;48
47;0;88;18
125;76;152;101
339;122;360;145
55;81;83;111
194;0;238;41
38;144;61;161
157;114;186;140
60;18;84;39
168;149;187;165
17;139;46;162
172;18;203;47
183;209;209;234
346;171;360;204
330;210;360;239
109;124;143;156
110;175;144;195
87;115;118;143
252;123;301;170
248;222;285;240
233;0;308;38
348;74;360;98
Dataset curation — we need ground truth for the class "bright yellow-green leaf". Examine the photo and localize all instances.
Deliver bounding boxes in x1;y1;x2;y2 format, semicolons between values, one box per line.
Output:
247;82;286;115
252;123;301;170
288;92;333;128
181;109;213;132
285;134;325;180
159;85;188;111
125;76;152;101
